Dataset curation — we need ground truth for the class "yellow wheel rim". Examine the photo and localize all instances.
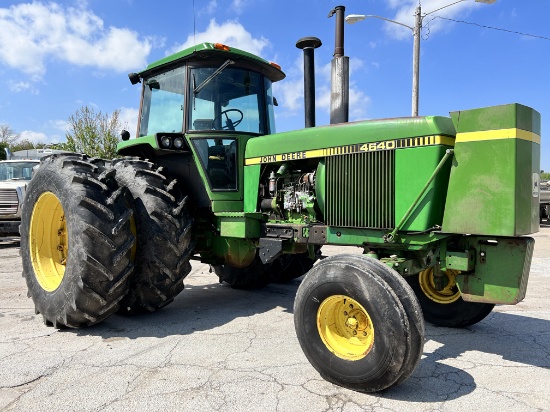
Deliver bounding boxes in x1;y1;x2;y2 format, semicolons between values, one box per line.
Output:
419;267;461;304
317;295;374;361
29;192;68;292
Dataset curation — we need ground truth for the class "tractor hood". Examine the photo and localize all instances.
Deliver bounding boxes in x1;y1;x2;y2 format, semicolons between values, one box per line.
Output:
244;116;456;166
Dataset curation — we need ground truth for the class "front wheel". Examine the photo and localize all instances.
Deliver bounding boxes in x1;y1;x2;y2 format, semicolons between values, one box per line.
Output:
406;267;494;327
294;254;425;393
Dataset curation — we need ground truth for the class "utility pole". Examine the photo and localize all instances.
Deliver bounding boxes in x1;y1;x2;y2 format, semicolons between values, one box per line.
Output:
346;0;495;118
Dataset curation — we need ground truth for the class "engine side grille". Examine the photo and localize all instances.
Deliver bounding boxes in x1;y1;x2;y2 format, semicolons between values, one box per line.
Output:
325;151;395;229
0;189;19;216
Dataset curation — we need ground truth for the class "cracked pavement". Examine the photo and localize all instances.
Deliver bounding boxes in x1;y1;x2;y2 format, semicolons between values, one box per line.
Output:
1;226;549;412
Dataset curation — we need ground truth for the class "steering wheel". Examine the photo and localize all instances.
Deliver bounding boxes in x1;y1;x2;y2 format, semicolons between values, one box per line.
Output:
213;109;244;131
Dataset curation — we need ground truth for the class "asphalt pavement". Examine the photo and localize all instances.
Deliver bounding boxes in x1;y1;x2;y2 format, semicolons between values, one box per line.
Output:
1;226;549;412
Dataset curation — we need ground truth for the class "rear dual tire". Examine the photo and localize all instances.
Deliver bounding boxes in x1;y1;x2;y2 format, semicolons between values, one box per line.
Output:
113;158;193;314
20;154;135;328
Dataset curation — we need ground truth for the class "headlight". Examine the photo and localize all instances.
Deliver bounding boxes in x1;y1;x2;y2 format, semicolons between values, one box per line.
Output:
161;136;172;148
156;133;187;151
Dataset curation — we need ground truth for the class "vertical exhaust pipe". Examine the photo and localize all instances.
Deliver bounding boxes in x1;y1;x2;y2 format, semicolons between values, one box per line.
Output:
296;37;322;128
328;5;349;124
330;5;345;58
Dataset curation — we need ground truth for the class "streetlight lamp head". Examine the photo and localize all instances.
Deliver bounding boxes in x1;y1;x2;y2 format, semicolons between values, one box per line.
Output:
345;14;366;24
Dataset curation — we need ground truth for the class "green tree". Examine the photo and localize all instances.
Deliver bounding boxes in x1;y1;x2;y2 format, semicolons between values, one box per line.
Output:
0;141;7;160
63;106;125;159
10;139;39;152
0;124;20;146
541;172;550;181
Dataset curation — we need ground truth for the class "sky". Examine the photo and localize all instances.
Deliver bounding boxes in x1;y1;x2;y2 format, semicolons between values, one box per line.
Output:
1;0;549;170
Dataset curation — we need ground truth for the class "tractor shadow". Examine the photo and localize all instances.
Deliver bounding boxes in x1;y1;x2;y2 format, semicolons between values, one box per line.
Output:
75;267;299;340
72;268;549;403
378;310;550;402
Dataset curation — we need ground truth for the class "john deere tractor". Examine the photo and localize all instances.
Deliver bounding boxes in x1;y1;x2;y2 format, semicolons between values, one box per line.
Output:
20;42;540;393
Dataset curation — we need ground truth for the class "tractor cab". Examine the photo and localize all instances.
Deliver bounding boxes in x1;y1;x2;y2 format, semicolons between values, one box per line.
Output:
118;42;285;207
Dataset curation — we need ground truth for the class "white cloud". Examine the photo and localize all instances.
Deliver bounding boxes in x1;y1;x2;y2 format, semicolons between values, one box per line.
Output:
119;107;139;138
168;19;269;58
231;0;247;14
275;56;368;123
9;80;39;94
0;2;152;79
19;130;50;144
273;56;304;113
49;120;69;133
349;87;370;122
275;77;304;113
382;0;489;40
199;0;218;15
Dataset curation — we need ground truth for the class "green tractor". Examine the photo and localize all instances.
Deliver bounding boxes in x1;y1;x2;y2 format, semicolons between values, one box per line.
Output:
20;42;540;393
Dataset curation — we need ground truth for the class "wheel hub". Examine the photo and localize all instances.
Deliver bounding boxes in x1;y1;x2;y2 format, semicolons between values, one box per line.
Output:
317;295;374;361
419;267;461;304
29;192;67;292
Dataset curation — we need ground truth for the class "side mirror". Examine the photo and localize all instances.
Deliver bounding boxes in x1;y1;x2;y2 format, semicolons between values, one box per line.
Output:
128;73;141;85
121;130;130;141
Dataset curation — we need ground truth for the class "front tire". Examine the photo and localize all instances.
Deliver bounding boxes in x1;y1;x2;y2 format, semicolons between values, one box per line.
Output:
113;158;193;314
20;154;135;328
406;267;495;327
294;254;425;392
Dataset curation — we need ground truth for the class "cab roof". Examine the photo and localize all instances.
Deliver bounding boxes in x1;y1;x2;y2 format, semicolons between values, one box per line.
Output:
138;42;286;83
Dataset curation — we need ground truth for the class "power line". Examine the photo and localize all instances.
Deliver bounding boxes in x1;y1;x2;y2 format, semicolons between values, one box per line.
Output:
432;16;550;41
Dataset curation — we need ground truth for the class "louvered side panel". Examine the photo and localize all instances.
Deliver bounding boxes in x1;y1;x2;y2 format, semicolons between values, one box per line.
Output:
325;151;394;229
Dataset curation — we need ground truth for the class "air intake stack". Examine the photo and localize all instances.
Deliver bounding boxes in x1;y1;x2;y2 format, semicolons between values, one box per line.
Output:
296;37;322;128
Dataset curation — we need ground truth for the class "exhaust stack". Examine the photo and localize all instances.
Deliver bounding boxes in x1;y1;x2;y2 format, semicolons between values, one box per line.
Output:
328;5;349;124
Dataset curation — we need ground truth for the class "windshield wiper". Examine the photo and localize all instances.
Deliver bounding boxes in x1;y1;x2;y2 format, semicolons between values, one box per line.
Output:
193;59;234;95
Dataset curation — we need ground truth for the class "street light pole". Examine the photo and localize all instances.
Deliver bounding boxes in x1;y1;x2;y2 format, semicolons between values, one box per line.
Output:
412;6;421;116
346;0;496;117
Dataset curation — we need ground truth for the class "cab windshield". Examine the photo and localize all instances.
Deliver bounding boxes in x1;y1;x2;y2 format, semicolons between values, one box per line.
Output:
139;66;185;137
138;64;275;137
190;66;270;134
0;162;38;181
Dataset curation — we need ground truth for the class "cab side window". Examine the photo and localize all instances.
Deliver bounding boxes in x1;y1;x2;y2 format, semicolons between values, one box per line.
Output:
193;138;237;190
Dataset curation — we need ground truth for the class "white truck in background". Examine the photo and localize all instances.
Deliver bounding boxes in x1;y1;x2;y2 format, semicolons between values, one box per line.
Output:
0;148;67;237
541;179;550;223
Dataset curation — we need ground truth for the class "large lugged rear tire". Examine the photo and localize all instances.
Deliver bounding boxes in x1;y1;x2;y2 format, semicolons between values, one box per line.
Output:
270;247;321;283
20;154;135;328
113;158;193;314
294;254;425;393
406;267;495;328
214;256;271;289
